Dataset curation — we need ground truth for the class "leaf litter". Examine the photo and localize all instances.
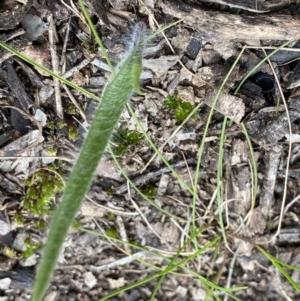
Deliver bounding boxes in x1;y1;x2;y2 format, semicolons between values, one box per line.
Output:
0;0;300;300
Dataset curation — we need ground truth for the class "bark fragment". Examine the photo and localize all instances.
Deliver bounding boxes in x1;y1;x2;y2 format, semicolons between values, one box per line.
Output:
161;1;300;40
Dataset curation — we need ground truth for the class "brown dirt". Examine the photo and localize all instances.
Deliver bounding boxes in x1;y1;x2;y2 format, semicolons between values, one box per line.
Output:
0;1;300;300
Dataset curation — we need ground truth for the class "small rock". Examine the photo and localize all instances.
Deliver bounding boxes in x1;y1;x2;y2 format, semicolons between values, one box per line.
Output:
171;28;191;53
187;38;202;60
190;286;207;301
176;285;188;298
12;233;27;252
143;56;179;78
34;109;47;127
177;86;195;104
237;256;255;271
0;278;11;290
41;149;56;165
96;155;122;181
0;219;11;236
20;254;38;267
22;11;48;41
84;271;97;289
88;77;106;88
39;85;54;103
44;291;57;301
107;277;125;289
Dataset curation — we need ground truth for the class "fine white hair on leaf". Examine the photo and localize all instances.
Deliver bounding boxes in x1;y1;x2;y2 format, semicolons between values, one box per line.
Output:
112;22;149;95
110;22;149;94
127;22;149;95
130;22;149;56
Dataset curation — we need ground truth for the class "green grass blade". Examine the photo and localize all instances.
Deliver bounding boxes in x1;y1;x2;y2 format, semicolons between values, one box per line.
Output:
0;40;101;102
109;146;180;220
94;231;245;301
78;0;114;73
234;40;293;94
81;227;246;297
126;104;194;195
241;122;258;210
146;19;182;41
191;46;247;235
217;117;228;245
150;229;221;301
257;245;300;292
31;24;147;301
97;235;222;301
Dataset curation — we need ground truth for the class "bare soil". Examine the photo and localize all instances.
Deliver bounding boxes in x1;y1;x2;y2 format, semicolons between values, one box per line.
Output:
0;1;300;300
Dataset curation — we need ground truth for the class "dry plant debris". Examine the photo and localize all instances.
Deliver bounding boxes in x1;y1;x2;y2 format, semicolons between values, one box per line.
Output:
0;0;300;300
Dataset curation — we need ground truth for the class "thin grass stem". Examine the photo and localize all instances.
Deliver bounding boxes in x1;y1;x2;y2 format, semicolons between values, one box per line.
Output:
78;0;115;73
0;41;101;101
191;46;247;236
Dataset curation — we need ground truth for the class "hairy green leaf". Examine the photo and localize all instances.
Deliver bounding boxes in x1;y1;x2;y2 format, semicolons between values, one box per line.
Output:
31;22;147;301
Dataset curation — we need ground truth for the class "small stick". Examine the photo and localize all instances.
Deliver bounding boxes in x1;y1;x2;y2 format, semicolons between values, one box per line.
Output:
48;14;63;119
116;215;131;254
62;84;87;122
60;18;71;73
62;58;91;79
114;158;197;195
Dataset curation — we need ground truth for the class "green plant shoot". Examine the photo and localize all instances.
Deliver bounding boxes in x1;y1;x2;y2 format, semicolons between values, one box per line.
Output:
31;18;149;301
132;55;143;94
0;2;181;299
